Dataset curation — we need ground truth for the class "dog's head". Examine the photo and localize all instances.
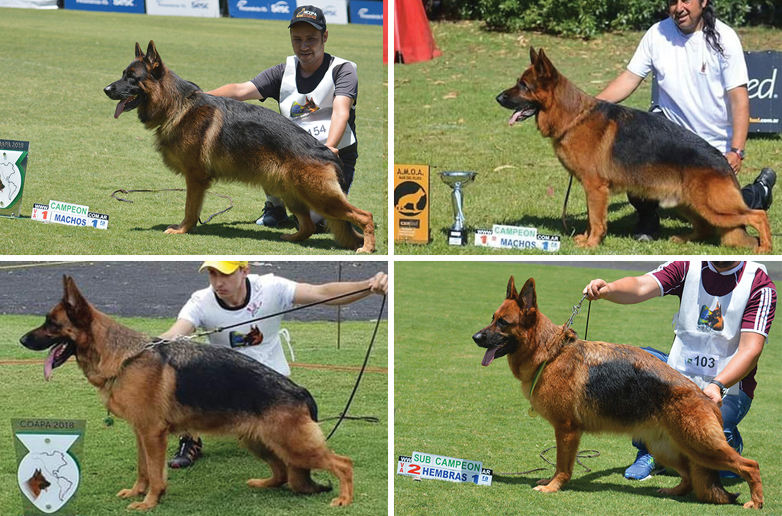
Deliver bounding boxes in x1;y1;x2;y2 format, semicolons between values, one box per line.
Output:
20;276;94;381
103;41;165;120
496;47;560;126
472;276;539;366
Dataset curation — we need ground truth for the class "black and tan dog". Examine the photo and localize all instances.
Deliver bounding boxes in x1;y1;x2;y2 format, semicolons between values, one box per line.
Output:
104;41;375;253
472;276;763;509
496;47;771;253
20;276;353;511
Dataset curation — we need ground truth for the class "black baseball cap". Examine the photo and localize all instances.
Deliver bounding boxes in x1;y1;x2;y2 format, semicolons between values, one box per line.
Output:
289;5;327;31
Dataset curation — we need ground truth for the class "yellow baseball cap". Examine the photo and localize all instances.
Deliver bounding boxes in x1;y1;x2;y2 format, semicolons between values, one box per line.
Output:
198;261;249;275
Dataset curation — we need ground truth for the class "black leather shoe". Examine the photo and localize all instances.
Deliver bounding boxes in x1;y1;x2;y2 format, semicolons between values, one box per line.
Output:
754;168;776;210
168;436;202;469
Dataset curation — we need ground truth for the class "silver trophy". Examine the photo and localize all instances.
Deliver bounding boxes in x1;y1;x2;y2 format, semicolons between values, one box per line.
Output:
439;171;477;245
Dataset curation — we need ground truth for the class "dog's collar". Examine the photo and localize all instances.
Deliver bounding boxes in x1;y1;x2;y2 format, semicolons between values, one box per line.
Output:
529;361;547;397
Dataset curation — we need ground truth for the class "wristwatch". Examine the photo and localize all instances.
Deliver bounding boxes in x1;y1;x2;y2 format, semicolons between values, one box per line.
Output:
709;379;728;398
730;148;746;160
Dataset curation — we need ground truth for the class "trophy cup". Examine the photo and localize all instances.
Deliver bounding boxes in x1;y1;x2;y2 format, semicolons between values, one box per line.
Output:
439;171;477;246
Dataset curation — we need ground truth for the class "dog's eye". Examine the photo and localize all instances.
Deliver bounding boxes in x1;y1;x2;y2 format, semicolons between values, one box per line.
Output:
496;318;508;329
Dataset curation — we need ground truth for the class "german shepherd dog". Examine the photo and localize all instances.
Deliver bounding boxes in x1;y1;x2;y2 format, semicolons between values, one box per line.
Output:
472;276;764;509
496;47;771;253
25;469;51;500
103;41;375;253
20;277;353;511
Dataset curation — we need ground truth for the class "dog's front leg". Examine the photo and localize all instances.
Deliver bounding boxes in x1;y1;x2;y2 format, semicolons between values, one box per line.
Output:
165;173;209;234
126;428;168;511
534;426;581;493
574;179;609;248
117;430;150;499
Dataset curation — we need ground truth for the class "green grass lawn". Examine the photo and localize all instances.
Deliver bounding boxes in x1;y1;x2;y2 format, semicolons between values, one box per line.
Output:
394;261;781;514
0;8;387;255
0;315;388;515
394;23;782;255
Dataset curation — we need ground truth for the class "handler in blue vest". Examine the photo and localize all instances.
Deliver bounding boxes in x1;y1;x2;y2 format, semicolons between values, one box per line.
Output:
208;5;359;231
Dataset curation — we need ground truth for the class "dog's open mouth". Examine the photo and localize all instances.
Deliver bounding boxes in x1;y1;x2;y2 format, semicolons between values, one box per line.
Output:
481;344;511;367
44;341;75;381
508;107;538;126
114;95;143;119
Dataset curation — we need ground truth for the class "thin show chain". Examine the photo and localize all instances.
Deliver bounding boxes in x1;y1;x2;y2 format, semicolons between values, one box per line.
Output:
111;188;233;224
198;287;372;337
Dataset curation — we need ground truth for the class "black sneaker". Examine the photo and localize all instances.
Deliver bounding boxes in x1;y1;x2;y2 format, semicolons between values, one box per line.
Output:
255;202;289;227
754;168;776;210
168;436;202;469
633;215;660;243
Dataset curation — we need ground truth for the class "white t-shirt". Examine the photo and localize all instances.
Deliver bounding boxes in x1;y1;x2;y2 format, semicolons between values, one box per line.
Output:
627;17;748;152
177;273;297;376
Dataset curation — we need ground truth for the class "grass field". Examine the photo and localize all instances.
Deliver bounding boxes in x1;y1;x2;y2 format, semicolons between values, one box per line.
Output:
394;23;782;255
394;261;781;514
0;315;388;515
0;8;387;255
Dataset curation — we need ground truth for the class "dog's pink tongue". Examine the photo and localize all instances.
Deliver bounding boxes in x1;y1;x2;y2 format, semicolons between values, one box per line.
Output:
481;346;498;367
44;348;56;381
114;98;129;119
508;111;523;126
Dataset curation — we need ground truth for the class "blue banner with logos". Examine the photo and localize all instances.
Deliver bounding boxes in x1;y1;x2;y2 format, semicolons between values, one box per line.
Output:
349;0;382;25
64;0;145;13
228;0;293;19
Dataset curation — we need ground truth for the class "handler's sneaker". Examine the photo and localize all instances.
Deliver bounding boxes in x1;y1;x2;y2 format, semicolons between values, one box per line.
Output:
754;168;776;210
255;202;289;227
168;436;202;469
624;451;664;480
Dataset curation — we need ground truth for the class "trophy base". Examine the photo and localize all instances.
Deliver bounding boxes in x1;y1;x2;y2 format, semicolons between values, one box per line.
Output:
447;229;467;246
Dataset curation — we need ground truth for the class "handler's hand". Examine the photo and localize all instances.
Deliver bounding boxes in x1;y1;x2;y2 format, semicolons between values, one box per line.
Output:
326;145;340;155
368;272;388;295
583;279;609;301
703;383;724;408
725;152;742;174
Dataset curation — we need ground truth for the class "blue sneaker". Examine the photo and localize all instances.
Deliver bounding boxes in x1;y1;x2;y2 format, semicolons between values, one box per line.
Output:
625;451;665;480
255;202;289;227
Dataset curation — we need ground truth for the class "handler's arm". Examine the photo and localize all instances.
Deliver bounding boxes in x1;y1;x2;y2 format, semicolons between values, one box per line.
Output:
324;95;353;154
725;85;750;173
583;274;660;304
595;70;644;104
703;332;765;406
159;319;197;340
207;81;263;102
293;272;387;306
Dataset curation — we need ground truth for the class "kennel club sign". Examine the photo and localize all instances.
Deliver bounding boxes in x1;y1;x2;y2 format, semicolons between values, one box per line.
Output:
397;451;492;486
31;200;109;230
12;419;86;516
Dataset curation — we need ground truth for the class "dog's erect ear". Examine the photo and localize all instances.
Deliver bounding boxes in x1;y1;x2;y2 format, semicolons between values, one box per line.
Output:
534;48;558;80
145;40;165;78
529;46;538;65
62;276;93;330
506;275;518;300
135;42;144;59
519;278;537;310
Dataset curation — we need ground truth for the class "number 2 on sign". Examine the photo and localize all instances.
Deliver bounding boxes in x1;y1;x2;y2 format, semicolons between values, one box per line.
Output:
399;463;421;475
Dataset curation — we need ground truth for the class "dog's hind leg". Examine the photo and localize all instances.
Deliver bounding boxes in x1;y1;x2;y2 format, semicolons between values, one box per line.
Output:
243;438;288;489
165;173;210;234
262;410;353;506
671;206;716;245
534;426;581;493
126;428;168;511
287;467;332;494
280;203;317;243
690;464;739;505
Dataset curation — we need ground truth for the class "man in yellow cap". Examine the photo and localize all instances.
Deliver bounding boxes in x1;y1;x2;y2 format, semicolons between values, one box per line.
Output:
160;260;387;468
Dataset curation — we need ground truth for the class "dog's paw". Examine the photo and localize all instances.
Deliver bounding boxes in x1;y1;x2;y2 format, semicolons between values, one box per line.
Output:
330;495;352;507
535;478;551;486
117;488;143;499
533;484;560;493
127;500;158;511
164;224;188;234
743;500;763;509
355;246;374;254
247;477;286;489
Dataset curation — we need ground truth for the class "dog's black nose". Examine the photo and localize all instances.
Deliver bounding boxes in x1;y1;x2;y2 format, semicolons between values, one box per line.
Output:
472;331;485;345
103;85;114;97
495;92;506;105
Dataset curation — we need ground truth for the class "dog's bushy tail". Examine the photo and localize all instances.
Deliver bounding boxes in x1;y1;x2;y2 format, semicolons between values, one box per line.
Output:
692;465;740;504
327;219;363;251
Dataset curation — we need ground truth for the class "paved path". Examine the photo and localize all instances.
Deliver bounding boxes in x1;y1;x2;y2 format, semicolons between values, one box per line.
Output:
0;261;388;321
